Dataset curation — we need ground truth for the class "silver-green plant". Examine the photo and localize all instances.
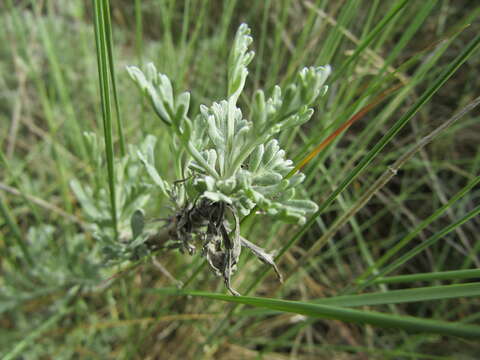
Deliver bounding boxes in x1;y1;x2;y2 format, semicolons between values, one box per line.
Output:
127;24;331;295
70;132;153;263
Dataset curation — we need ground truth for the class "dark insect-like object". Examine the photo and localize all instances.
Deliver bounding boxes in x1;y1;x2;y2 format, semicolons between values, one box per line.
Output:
146;198;282;295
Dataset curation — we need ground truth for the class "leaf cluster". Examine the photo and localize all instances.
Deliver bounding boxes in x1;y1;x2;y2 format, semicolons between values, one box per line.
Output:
127;24;331;224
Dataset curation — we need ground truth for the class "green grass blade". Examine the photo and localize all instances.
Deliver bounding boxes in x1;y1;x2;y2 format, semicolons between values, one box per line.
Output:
370;269;480;285
314;283;480;307
184;291;480;339
237;282;480;315
102;0;126;156
92;0;118;237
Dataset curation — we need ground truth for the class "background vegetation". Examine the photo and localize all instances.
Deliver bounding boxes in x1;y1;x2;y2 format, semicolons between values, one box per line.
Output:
1;0;480;358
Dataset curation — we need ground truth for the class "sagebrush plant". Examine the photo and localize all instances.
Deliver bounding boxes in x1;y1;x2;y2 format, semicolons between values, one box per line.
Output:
124;24;331;294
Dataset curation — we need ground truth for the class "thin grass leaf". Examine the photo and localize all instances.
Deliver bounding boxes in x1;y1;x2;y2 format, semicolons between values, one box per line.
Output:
314;283;480;307
184;291;480;339
236;282;480;315
92;0;118;237
370;269;480;285
101;0;126;156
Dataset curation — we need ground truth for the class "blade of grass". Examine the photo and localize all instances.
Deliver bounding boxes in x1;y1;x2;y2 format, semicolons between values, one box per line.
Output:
92;0;118;237
314;283;480;307
232;282;480;313
264;0;294;89
0;151;34;267
370;269;480;285
102;0;125;156
183;290;480;339
253;0;272;90
315;0;360;66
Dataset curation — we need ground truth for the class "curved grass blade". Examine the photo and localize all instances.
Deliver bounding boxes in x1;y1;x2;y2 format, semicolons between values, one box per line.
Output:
234;282;480;315
135;0;143;62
